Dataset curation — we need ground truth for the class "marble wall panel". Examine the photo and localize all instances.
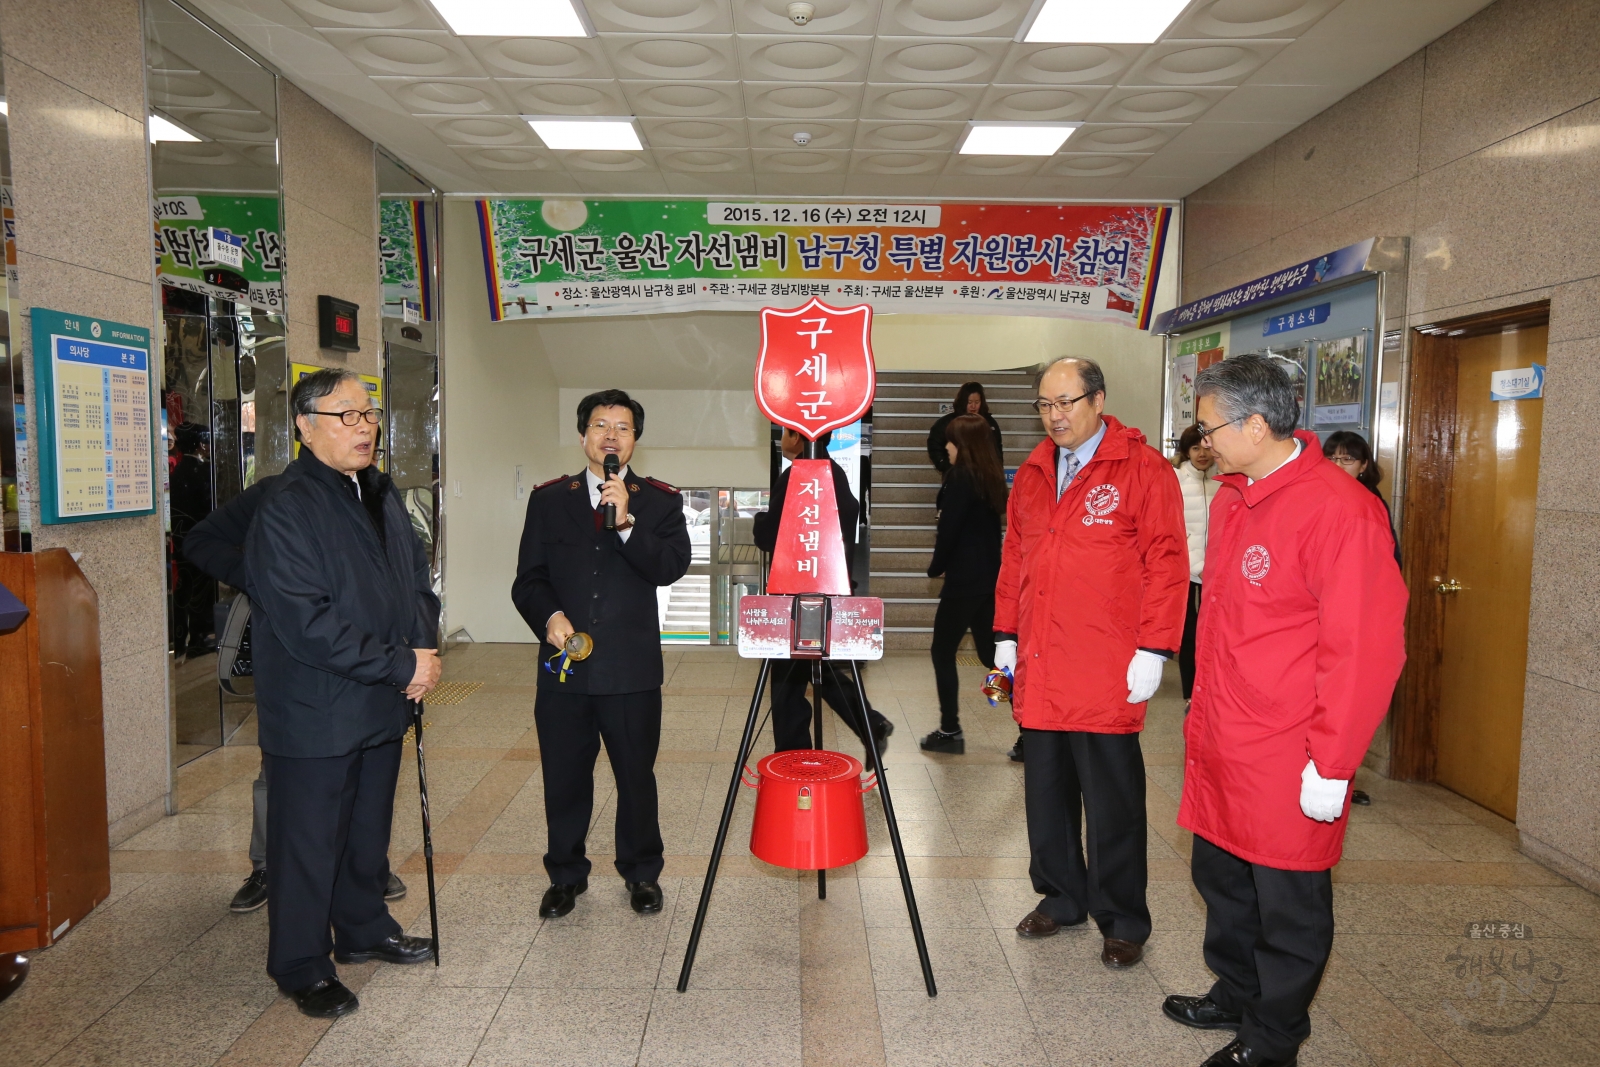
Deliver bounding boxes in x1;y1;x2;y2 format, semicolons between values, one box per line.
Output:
1534;338;1600;518
1527;510;1600;696
1518;672;1600;877
1177;145;1276;281
280;80;379;241
283;194;382;377
1549;276;1600;344
0;0;147;119
100;649;172;830
1264;180;1417;285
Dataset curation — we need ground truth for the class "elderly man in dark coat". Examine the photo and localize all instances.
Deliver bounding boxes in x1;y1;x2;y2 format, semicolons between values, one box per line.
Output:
246;368;442;1018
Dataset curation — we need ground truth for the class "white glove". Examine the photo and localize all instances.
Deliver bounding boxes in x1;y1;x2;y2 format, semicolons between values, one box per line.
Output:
994;640;1017;672
1125;650;1165;704
1299;759;1349;822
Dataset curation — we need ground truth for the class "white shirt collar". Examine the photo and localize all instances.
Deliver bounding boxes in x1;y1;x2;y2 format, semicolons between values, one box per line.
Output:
1247;440;1302;486
585;463;629;507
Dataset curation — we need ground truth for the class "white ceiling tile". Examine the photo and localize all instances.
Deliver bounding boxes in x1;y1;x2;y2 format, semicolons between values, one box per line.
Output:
736;0;882;35
502;80;634;116
561;148;660;173
653;147;753;172
843;173;939;195
464;36;615;79
1088;86;1234;123
738;35;874;82
877;0;1031;38
452;145;568;173
373;77;518;115
744;82;865;119
315;28;488;78
752;147;851;173
867;37;1007;84
638;118;749;148
1063;123;1186;154
930;174;1039;197
747;119;857;149
755;173;848;195
664;171;758;194
976;84;1107;121
585;0;736;34
1168;0;1342;40
855;119;965;151
416;114;539;146
1020;175;1126;199
161;107;276;143
624;80;747;117
994;43;1144;85
850;148;944;174
861;82;982;121
604;34;740;81
573;171;673;193
941;152;1044;178
149;70;240;111
1037;153;1144;178
281;0;446;31
1123;39;1292;87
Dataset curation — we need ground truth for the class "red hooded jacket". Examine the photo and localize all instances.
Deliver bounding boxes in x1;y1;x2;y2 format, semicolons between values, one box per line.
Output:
994;416;1189;732
1178;433;1407;870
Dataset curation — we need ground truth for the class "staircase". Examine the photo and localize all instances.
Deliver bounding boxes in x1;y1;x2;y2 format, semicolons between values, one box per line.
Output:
870;369;1042;650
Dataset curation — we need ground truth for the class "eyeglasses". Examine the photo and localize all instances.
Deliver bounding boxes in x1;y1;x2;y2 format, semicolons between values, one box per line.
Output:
1033;392;1092;416
587;421;635;437
308;407;383;426
1194;415;1246;440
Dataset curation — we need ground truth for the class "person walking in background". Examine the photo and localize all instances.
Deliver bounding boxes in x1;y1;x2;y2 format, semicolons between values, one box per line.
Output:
1165;355;1406;1067
1323;430;1399;564
920;414;1007;755
927;381;1005;474
1174;424;1219;708
996;357;1188;968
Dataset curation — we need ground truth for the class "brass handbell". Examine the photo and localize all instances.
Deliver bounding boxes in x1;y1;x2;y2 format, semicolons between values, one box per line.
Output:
564;632;594;661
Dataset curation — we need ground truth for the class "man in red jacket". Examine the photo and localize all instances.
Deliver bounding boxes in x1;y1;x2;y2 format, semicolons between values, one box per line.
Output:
1164;355;1406;1067
995;357;1188;968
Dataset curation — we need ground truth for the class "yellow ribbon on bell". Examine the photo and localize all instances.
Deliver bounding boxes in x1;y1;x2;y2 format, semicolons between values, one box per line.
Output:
546;632;595;683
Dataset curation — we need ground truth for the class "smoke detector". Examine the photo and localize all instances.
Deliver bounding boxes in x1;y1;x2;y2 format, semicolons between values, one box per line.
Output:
786;2;815;26
792;130;812;146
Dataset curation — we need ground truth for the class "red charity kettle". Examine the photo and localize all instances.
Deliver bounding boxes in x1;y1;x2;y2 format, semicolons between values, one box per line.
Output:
743;749;876;870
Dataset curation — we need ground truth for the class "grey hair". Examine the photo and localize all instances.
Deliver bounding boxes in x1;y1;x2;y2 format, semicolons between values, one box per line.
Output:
290;367;362;440
1194;353;1299;439
1034;356;1107;398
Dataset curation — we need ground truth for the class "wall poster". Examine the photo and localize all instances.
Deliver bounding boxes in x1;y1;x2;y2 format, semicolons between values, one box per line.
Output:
379;199;433;320
1312;336;1366;426
31;308;155;524
153;194;284;311
475;199;1171;327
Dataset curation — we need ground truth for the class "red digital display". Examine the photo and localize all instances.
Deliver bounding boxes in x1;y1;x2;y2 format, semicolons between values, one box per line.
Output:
334;314;354;335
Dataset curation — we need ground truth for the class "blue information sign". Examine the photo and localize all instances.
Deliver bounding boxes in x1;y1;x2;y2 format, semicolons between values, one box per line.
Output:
1263;302;1330;336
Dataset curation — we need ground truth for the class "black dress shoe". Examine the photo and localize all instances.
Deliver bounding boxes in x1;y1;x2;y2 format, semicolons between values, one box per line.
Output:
384;872;407;901
1201;1038;1297;1066
230;869;268;913
627;880;665;914
1163;993;1242;1031
919;729;965;754
289;977;359;1019
334;934;435;965
1008;736;1025;762
539;883;586;918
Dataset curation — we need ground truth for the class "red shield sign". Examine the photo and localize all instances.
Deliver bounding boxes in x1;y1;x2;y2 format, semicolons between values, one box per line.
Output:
755;298;875;441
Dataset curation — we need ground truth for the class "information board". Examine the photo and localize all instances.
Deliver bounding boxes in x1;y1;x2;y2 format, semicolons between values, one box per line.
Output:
31;308;155;524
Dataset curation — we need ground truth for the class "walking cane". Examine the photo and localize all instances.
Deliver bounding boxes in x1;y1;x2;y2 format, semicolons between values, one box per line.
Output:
412;702;441;967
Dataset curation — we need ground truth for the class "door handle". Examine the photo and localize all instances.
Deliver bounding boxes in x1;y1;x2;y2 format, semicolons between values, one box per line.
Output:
1436;578;1463;595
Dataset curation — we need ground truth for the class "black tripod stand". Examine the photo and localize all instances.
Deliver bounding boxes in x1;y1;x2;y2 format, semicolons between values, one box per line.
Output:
675;648;937;996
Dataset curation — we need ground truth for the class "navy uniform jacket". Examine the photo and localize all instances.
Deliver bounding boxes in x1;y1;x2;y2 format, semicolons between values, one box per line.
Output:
512;471;691;695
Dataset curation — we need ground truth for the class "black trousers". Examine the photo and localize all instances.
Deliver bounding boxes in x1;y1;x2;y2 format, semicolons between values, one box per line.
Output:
1178;582;1202;700
1021;728;1150;943
1192;835;1334;1061
535;687;664;885
770;660;889;752
930;589;996;733
263;739;403;992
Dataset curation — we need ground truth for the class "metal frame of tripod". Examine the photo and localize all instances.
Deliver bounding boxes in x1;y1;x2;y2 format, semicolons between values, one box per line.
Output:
675;633;937;997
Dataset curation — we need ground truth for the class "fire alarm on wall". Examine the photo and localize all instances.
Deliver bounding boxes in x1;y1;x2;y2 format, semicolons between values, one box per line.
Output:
318;295;360;352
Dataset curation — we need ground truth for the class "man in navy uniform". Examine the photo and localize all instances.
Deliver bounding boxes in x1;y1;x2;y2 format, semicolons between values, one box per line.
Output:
512;389;691;919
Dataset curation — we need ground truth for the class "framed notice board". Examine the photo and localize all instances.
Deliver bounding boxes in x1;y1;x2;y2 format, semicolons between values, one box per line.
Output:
30;308;155;524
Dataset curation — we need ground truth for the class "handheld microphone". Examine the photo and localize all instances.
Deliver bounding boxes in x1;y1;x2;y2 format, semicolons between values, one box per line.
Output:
602;454;620;529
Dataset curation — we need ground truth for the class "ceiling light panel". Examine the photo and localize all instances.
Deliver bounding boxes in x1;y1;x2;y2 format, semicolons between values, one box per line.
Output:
959;122;1080;155
430;0;589;37
1024;0;1189;44
149;113;200;142
526;116;645;150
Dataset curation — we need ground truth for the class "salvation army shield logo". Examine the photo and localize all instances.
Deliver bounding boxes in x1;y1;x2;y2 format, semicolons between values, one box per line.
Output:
1081;483;1120;526
755;297;875;440
1241;544;1272;582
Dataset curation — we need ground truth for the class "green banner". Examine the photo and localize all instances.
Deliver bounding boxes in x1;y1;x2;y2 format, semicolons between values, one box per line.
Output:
379;199;433;320
154;194;283;311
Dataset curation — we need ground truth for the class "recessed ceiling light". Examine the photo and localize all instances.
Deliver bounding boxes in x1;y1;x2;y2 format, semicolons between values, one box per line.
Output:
959;123;1082;156
431;0;590;37
1023;0;1187;44
525;117;643;151
149;114;200;143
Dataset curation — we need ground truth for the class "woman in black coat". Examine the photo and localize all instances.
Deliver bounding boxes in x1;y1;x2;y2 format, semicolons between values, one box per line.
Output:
920;414;1007;754
926;381;1005;474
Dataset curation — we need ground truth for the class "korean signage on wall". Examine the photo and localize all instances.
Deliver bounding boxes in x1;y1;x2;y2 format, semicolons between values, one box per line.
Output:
380;199;433;321
475;199;1171;327
154;194;284;311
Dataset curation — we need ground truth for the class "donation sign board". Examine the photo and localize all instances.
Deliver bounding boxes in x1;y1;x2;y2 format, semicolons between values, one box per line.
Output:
154;194;285;311
756;297;874;440
31;309;155;523
476;199;1171;327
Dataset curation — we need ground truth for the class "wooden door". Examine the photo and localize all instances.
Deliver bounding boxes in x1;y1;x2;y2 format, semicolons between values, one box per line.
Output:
1432;325;1545;818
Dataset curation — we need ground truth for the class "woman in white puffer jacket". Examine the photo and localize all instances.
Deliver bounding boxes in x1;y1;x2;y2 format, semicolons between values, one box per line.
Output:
1174;424;1218;706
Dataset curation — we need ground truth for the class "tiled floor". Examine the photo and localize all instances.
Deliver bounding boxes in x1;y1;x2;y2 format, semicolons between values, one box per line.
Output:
4;644;1598;1066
